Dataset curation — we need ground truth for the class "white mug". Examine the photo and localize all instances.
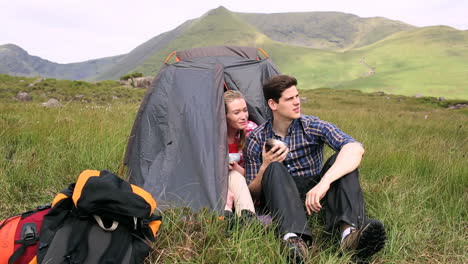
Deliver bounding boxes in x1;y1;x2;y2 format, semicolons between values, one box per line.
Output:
228;153;241;163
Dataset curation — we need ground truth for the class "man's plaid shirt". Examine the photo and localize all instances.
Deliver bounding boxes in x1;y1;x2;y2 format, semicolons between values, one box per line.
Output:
244;115;359;185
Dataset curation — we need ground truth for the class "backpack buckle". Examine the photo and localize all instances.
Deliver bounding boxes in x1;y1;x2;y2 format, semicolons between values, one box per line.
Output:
22;223;38;241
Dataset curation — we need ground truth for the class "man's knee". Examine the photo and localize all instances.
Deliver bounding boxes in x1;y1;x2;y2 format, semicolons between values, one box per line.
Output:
262;162;292;185
266;161;288;173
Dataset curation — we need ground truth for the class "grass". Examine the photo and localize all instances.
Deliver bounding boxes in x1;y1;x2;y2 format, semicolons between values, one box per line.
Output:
0;74;146;103
0;85;467;263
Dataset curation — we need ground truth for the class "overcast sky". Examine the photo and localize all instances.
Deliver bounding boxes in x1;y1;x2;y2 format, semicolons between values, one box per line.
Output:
2;0;466;63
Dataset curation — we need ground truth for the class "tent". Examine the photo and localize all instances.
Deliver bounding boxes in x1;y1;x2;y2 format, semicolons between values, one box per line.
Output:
123;46;280;213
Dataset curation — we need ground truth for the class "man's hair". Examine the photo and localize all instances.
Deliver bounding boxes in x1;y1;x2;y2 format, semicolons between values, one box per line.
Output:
263;75;297;102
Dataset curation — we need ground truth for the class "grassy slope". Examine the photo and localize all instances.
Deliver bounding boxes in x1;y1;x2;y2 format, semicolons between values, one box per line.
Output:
236;12;414;50
0;74;145;103
96;9;414;81
264;26;468;99
339;26;468;98
261;41;367;88
0;83;467;263
125;10;468;99
351;17;414;48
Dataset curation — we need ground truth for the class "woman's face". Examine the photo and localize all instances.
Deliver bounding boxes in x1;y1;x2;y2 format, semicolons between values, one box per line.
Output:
226;98;248;130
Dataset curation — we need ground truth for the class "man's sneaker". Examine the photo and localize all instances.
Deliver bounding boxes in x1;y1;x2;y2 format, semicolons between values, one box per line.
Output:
283;236;308;264
341;219;386;261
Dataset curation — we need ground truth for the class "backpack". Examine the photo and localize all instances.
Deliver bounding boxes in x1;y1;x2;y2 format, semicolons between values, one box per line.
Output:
34;169;162;264
0;205;51;264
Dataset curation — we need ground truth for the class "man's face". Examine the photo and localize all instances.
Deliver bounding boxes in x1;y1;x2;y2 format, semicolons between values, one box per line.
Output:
269;85;301;121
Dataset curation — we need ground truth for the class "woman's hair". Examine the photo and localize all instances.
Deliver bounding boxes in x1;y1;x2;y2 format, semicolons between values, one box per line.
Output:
224;90;247;150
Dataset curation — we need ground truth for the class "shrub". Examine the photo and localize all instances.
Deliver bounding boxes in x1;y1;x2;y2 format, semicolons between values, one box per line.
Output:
120;72;143;81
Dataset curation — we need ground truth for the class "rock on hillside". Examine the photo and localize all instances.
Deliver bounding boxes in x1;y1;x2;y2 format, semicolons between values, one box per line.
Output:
42;98;62;107
119;76;153;89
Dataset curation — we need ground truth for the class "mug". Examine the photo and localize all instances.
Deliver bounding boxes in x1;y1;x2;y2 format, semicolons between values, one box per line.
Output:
265;139;288;152
228;153;241;163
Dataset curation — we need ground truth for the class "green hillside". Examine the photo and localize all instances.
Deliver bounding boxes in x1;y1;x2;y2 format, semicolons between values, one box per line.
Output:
338;26;468;98
258;26;468;99
97;7;415;80
0;74;145;103
237;11;414;50
100;8;467;99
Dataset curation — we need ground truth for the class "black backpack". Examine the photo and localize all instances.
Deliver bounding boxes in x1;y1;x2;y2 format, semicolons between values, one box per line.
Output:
35;170;162;264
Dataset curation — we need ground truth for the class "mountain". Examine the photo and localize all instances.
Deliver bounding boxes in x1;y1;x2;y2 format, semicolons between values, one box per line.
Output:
96;7;416;80
1;6;467;99
236;11;415;50
2;7;414;81
0;44;123;80
95;6;268;80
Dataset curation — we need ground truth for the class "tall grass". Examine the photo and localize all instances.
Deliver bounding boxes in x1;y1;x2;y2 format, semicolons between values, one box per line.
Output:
1;88;466;263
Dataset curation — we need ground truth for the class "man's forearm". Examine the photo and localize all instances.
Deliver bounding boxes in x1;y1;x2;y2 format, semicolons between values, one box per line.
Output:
248;163;268;198
320;142;364;185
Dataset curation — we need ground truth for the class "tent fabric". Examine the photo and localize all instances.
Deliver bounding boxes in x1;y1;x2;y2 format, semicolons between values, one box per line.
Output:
124;46;280;213
175;46;259;61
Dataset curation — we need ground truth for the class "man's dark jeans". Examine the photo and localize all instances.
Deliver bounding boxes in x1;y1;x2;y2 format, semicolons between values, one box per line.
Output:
258;153;366;241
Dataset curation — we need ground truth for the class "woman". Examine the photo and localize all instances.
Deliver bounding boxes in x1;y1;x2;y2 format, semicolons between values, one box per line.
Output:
223;90;256;217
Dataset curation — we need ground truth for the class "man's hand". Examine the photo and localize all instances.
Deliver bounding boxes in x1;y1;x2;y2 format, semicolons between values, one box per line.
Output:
305;181;330;214
262;143;288;167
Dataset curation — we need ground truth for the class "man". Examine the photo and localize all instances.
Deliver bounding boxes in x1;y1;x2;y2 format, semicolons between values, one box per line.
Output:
244;75;386;263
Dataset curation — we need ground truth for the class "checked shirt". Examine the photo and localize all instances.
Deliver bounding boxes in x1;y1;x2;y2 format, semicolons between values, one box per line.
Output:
244;115;359;185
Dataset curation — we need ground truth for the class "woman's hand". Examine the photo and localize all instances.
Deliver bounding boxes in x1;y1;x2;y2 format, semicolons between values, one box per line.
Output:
229;161;245;175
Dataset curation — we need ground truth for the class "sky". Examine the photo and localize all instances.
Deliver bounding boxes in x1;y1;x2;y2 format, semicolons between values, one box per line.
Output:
2;0;467;63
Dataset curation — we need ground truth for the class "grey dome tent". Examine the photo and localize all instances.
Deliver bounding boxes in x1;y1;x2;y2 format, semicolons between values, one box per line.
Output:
123;46;280;213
